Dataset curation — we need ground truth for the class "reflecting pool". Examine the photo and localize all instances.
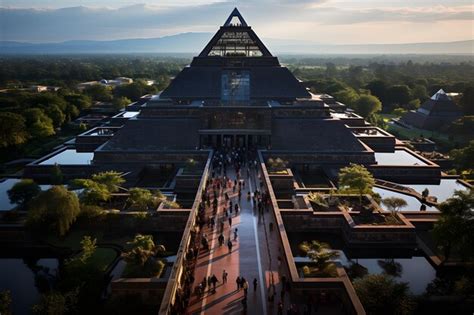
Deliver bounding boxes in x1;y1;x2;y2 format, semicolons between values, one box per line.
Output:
373;187;437;211
39;149;93;165
0;258;59;315
374;150;427;166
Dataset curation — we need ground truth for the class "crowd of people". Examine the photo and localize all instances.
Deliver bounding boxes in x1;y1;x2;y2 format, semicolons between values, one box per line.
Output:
178;147;302;314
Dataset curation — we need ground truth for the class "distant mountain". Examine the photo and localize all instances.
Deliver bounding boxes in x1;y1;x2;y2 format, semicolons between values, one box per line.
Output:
1;33;473;55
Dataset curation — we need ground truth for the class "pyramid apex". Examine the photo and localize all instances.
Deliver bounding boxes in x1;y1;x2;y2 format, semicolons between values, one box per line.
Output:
431;89;451;101
223;7;248;27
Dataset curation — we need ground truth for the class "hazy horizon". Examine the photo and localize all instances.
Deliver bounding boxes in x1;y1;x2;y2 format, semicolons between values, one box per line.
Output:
1;0;473;45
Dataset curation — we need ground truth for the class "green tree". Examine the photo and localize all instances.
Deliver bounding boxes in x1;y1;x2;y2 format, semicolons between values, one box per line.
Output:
23;108;55;138
356;94;382;118
387;85;411;107
112;96;131;111
72;179;111;205
298;240;339;277
366;80;388;102
459;85;474;115
7;179;41;210
79;236;97;263
27;186;80;236
0;112;29;148
127;188;153;210
123;234;158;267
45;104;66;128
338;164;375;205
433;190;474;262
333;87;360;108
381;197;407;216
0;290;12;315
450;140;474;171
50;164;63;185
64;94;92;111
411;84;429;102
32;290;78;315
84;84;113;102
91;171;125;193
353;274;415;315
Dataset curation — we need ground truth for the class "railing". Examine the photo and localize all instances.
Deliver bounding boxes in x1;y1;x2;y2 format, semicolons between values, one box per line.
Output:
158;150;213;315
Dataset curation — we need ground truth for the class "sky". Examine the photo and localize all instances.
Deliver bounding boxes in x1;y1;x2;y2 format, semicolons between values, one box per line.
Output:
0;0;473;44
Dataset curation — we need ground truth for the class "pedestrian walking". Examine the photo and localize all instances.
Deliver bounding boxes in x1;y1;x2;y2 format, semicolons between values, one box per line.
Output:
228;217;232;226
234;228;238;240
222;270;228;283
253;278;258;291
227;239;233;252
218;233;224;246
236;276;241;290
211;274;218;291
243;278;248;296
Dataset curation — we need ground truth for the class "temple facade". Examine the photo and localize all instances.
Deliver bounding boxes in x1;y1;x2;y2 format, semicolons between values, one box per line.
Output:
93;8;376;177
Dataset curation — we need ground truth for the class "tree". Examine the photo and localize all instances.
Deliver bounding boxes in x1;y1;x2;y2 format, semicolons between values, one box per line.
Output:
333;87;359;108
0;290;12;315
112;96;131;111
127;188;153;210
45;104;66;128
64;94;92;111
433;190;474;262
411;84;429;102
79;236;97;263
0;112;29;148
123;234;157;267
72;179;110;205
23;108;55;138
91;171;124;193
353;274;415;315
386;85;411;107
450;140;474;171
27;186;80;236
338;164;375;205
7;179;41;210
84;84;113;102
50;164;63;185
356;94;382;118
366;80;388;102
298;240;339;277
459;85;474;115
32;290;78;315
381;197;407;216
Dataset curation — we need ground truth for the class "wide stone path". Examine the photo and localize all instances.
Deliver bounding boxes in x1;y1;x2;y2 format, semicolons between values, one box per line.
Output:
186;166;289;315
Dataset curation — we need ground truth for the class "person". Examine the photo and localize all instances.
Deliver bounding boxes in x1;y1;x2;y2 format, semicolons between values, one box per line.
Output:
242;278;248;296
242;296;248;312
278;301;284;315
242;296;247;314
222;269;228;283
234;228;238;241
228;217;232;227
235;204;239;214
236;276;241;290
268;283;276;303
253;278;258;292
218;233;224;246
211;274;218;291
227;239;233;252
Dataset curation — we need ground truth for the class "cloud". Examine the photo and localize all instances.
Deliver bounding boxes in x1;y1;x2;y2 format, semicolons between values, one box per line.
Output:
0;2;472;42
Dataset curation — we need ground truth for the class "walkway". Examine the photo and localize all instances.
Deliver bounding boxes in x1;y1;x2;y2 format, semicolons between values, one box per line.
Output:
186;165;289;315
